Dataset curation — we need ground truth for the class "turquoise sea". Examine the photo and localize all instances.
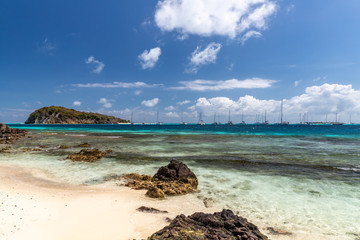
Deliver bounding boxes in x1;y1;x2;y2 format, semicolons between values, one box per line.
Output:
2;124;360;239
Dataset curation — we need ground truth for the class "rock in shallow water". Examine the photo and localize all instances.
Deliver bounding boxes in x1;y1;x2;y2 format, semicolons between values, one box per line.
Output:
148;209;268;240
0;123;29;144
124;160;198;198
66;149;107;162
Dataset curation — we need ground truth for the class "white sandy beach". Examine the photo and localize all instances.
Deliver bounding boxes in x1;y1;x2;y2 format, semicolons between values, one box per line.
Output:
0;163;215;240
0;161;349;240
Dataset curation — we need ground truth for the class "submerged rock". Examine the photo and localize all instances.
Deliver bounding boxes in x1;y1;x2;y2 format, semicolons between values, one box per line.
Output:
148;209;268;240
266;227;292;236
73;142;91;148
58;145;69;149
66;149;107;162
137;206;168;214
0;123;29;144
124;160;198;198
0;146;11;153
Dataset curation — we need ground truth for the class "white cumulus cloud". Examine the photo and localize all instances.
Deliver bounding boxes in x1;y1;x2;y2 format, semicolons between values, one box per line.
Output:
177;100;191;105
98;98;113;108
171;78;276;91
165;105;175;111
166;112;180;118
138;47;162;69
85;56;105;74
155;0;277;39
188;42;222;73
142;98;159;107
73;101;82;107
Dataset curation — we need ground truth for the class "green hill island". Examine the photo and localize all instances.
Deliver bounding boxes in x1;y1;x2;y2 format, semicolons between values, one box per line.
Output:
25;106;129;124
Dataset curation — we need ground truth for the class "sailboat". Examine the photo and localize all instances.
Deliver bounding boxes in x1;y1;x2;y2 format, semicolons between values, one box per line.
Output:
130;112;134;125
331;112;344;125
225;110;233;125
180;112;187;125
156;111;162;125
261;111;269;125
276;99;289;125
198;112;205;125
238;112;246;125
212;113;218;125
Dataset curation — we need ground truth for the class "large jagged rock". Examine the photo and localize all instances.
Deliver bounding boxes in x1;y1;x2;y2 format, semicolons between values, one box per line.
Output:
66;149;107;162
25;106;129;124
124;160;198;198
153;159;198;185
0;123;29;144
148;209;268;240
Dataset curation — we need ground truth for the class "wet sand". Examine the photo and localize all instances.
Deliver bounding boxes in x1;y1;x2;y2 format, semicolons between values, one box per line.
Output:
0;164;214;240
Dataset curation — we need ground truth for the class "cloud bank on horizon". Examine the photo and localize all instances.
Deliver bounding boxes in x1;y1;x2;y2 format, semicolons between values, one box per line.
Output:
188;83;360;123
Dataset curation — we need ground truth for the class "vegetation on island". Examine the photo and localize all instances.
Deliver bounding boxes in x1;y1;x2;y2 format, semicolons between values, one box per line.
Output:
25;106;129;124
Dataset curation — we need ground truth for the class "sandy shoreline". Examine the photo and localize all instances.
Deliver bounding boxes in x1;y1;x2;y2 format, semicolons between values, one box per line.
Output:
0;161;348;240
0;163;216;240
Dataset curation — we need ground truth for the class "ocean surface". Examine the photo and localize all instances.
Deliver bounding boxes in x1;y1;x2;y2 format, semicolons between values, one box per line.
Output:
2;124;360;239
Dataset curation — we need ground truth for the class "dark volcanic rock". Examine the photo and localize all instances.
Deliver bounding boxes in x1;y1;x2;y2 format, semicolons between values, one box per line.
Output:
0;123;29;144
66;149;107;162
148;209;268;240
124;160;198;198
154;160;198;184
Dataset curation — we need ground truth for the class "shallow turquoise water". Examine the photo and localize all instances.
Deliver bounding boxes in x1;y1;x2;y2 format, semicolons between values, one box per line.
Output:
2;124;360;239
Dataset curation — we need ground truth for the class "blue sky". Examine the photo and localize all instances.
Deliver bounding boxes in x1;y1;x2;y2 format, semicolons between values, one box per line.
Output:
1;0;360;123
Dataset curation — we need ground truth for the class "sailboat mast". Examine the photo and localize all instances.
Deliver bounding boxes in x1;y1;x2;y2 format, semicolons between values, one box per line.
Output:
265;111;267;123
280;99;283;123
228;110;231;122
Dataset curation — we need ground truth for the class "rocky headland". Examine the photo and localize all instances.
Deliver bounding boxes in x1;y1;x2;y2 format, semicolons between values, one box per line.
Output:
0;123;29;144
124;160;198;198
25;106;129;124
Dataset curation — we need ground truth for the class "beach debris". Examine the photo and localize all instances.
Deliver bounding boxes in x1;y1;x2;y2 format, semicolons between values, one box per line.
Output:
148;209;268;240
124;160;198;198
266;227;292;236
73;142;91;148
66;149;107;162
137;206;168;214
0;123;29;144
